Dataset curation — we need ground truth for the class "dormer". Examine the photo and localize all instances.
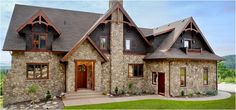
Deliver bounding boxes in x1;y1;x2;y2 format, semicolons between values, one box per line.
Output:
17;10;60;51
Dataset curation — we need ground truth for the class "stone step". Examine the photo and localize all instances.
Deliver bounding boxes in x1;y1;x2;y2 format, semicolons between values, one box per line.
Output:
64;94;106;100
66;91;103;97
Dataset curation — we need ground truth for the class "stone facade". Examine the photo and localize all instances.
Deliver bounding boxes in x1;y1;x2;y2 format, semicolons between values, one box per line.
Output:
3;52;65;106
66;39;104;92
145;60;217;97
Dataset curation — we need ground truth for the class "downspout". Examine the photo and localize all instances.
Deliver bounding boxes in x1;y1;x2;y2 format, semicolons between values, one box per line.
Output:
216;61;218;94
168;60;172;97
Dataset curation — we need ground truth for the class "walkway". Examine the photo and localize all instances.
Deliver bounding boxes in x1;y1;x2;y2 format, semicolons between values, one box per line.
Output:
218;83;236;93
63;91;231;106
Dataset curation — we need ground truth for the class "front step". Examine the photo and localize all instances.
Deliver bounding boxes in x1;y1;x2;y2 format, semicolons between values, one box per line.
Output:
64;89;106;100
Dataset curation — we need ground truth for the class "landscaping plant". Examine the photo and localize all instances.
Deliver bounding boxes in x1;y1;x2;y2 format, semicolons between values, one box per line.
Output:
45;90;52;101
27;84;39;105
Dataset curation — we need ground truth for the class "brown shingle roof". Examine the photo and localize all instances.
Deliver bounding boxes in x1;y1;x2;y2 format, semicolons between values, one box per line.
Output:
3;4;102;52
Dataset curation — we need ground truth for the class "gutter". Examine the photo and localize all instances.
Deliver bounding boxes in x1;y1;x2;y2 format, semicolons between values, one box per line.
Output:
168;61;173;97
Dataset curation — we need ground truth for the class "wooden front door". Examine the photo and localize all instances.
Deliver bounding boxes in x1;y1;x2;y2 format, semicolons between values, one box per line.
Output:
158;72;165;95
77;64;87;88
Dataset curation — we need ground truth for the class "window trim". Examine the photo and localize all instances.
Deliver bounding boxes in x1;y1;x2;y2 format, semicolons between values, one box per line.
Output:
180;67;186;87
128;64;144;78
26;63;49;80
31;32;48;50
99;36;107;50
125;38;131;51
203;67;208;85
183;39;192;49
152;72;157;85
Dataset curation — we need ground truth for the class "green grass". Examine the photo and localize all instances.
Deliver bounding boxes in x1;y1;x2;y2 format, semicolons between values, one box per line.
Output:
65;94;235;109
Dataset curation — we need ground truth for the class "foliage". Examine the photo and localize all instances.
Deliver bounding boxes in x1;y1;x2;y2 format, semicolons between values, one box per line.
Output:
223;55;235;69
180;90;184;96
206;90;217;96
0;96;2;108
0;72;6;96
45;91;52;101
218;62;235;83
128;82;133;94
27;84;39;104
65;94;235;109
114;87;118;95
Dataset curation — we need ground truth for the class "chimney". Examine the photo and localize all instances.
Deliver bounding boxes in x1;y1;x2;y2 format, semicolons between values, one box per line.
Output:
109;0;123;8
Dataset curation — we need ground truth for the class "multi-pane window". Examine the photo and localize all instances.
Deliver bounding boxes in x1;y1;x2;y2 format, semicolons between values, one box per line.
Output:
27;63;49;79
184;40;191;48
152;72;157;85
203;68;208;85
128;64;143;77
33;34;47;49
180;67;186;87
100;37;107;50
125;39;131;50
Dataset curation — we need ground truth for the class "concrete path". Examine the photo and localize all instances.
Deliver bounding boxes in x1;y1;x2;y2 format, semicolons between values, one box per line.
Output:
218;83;236;93
63;91;231;106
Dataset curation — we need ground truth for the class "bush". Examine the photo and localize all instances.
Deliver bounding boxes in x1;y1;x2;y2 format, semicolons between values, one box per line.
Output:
45;91;52;101
206;90;217;96
27;84;39;104
128;82;133;94
188;93;193;97
180;90;184;96
114;87;118;95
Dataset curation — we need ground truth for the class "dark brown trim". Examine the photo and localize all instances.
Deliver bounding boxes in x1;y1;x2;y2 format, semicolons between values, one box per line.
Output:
31;32;48;51
203;67;209;85
123;51;146;55
17;10;61;35
128;64;144;78
26;63;49;80
180;67;186;87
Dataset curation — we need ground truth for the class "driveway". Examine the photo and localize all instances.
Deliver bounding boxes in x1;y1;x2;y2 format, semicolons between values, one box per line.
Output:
218;83;236;93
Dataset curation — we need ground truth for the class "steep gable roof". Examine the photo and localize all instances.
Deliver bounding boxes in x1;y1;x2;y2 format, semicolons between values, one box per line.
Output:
61;2;152;61
3;4;102;51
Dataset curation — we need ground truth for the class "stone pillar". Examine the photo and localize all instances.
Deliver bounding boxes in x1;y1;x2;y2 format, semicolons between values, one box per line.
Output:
109;0;123;8
110;3;124;93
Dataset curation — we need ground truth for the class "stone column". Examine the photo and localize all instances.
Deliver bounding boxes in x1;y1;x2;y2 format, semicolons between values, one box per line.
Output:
110;6;124;93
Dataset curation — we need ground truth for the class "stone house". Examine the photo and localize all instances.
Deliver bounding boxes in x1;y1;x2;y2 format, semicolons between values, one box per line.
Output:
2;0;223;105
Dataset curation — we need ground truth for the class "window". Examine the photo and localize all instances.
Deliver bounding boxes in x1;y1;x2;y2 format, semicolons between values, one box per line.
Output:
152;72;157;85
184;40;191;48
33;33;47;49
128;64;143;77
203;68;208;85
125;39;131;50
27;63;49;79
100;37;107;50
180;67;186;87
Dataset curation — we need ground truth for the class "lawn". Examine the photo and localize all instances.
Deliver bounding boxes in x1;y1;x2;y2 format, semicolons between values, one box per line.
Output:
65;94;235;109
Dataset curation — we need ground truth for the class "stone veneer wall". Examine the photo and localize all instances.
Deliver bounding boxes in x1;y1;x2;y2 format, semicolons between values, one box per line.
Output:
169;60;217;96
145;60;217;97
3;52;65;106
66;39;104;92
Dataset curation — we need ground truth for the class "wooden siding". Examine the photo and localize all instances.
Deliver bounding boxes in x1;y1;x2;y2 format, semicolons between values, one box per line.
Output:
21;24;57;51
89;23;111;53
123;24;148;54
171;31;211;52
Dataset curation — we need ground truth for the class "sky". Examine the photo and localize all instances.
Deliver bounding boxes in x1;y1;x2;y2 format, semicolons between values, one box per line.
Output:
0;0;235;62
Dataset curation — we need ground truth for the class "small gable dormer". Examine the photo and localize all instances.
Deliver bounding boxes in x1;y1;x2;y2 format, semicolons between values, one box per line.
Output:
171;19;213;54
17;10;60;51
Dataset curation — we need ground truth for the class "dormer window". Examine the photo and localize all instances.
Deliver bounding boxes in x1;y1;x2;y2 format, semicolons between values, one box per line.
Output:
125;39;131;50
184;40;191;48
33;33;47;49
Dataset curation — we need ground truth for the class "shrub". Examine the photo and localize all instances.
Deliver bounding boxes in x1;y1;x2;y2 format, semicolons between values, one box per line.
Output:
188;93;193;97
180;90;184;96
121;89;125;95
128;82;133;93
114;87;118;95
45;91;52;101
27;84;39;104
206;90;217;96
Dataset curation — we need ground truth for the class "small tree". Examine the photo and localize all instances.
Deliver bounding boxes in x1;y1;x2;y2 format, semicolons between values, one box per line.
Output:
45;90;52;101
27;84;39;105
